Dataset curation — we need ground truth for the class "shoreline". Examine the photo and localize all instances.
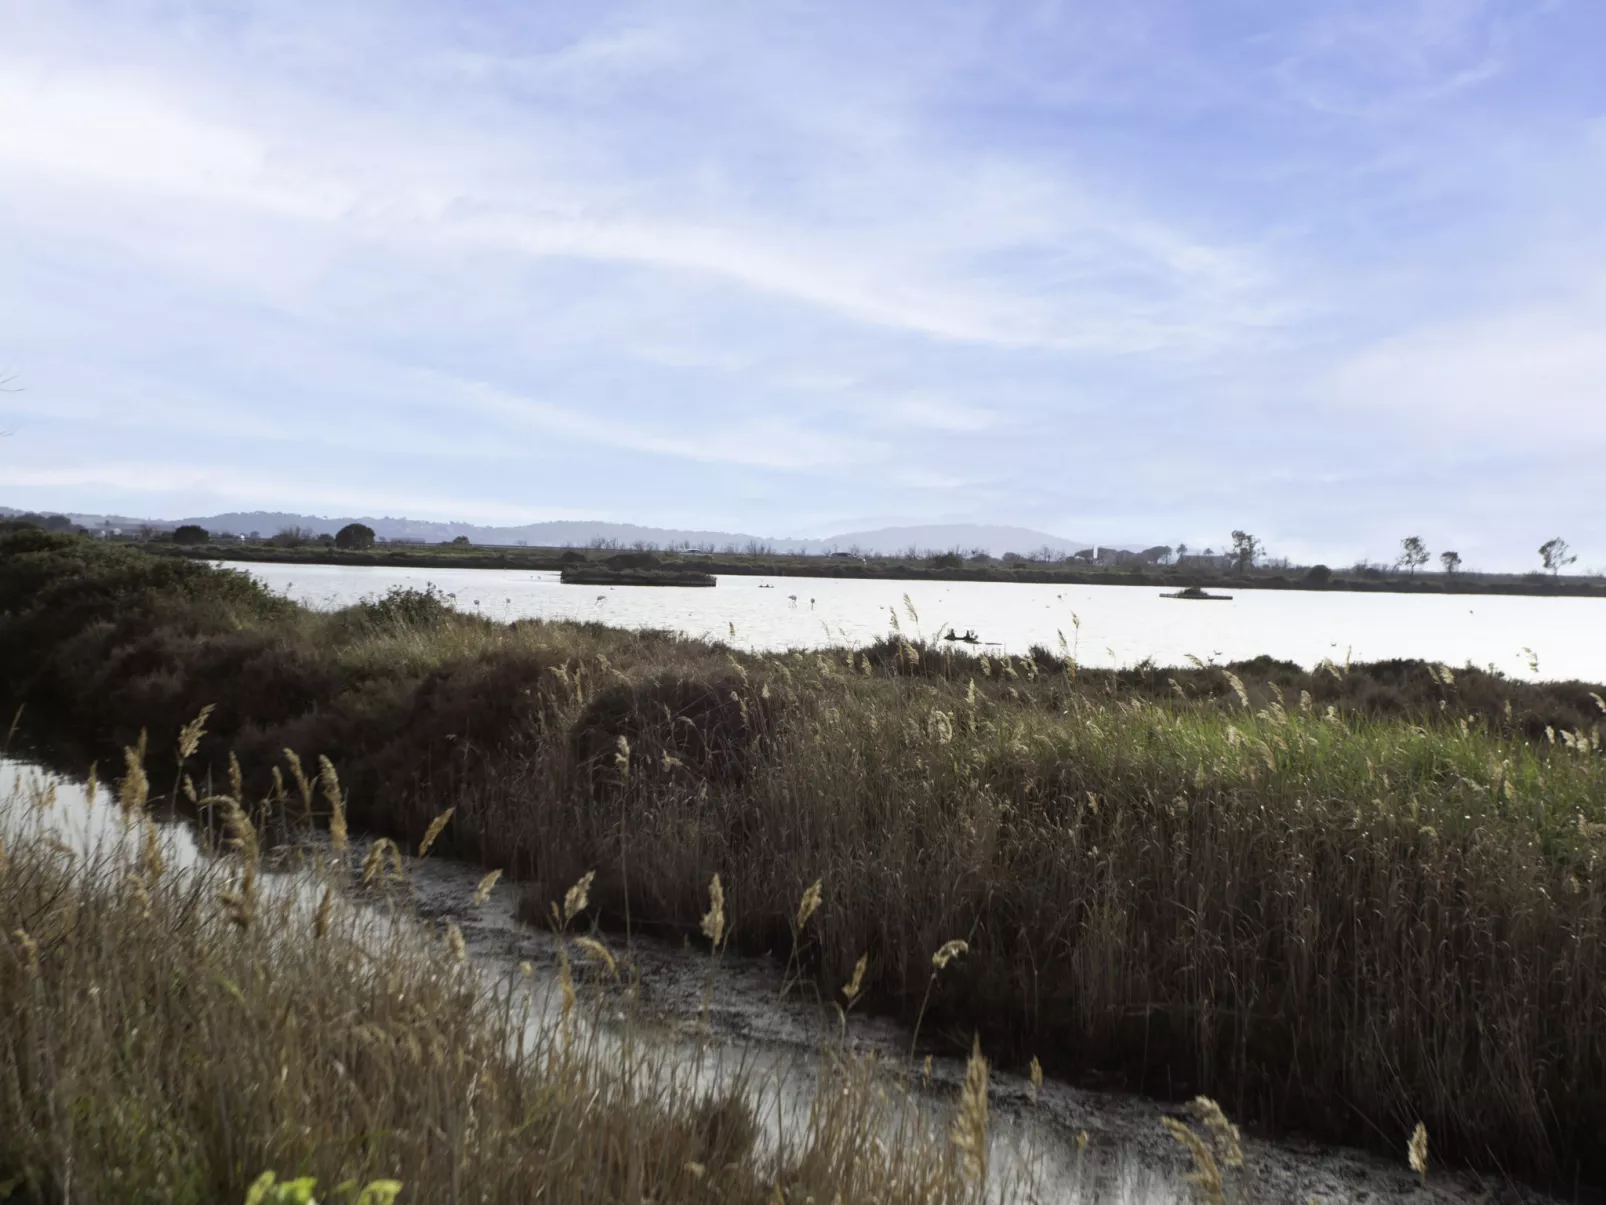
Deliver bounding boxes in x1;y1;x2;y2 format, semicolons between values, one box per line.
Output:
137;541;1606;599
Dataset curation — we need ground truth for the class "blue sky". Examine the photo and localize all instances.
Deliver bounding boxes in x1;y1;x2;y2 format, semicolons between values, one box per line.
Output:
1;0;1603;569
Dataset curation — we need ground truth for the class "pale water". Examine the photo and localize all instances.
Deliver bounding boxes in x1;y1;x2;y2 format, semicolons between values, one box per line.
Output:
230;562;1606;682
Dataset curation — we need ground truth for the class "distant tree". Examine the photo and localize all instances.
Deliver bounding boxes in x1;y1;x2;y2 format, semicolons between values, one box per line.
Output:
1539;537;1577;576
1140;545;1173;565
450;535;471;546
335;522;375;550
1229;531;1261;573
930;551;963;569
1304;564;1333;585
172;524;209;545
272;526;315;548
1397;536;1429;575
1175;543;1189;561
1440;550;1462;575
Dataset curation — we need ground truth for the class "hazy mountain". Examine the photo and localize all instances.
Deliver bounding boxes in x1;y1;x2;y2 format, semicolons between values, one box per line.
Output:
819;525;1095;558
4;506;1117;558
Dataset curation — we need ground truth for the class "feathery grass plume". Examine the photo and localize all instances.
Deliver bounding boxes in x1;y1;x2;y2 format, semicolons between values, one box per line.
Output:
923;1055;933;1085
795;879;822;933
1029;1056;1043;1095
472;869;502;906
563;870;594;924
361;840;391;889
1222;670;1250;710
575;936;618;978
842;952;867;1004
1408;1122;1429;1185
951;1034;989;1184
119;740;149;816
317;756;347;853
1190;1098;1243;1169
218;799;259;930
1590;692;1606;716
446;923;466;965
83;762;97;812
1162;1116;1224;1205
175;703;214;764
932;939;969;970
417;808;454;859
228;751;244;804
312;886;333;939
1076;1130;1089;1152
138;814;164;886
701;873;726;949
283;748;313;820
614;734;631;777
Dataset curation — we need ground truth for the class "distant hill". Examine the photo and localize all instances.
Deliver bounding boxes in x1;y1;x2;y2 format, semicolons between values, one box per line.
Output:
2;506;1114;559
820;524;1096;558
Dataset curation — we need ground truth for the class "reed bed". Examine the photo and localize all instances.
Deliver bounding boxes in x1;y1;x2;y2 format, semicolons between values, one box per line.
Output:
0;762;994;1204
3;532;1603;1184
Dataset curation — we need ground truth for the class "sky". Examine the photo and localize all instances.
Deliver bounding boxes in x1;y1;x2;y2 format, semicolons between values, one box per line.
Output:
1;0;1603;570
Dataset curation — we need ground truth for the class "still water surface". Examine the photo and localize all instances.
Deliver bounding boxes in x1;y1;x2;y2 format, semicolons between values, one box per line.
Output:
230;562;1606;682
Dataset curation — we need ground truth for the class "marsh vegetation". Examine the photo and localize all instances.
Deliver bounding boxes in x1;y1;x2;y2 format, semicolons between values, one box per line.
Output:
2;531;1604;1190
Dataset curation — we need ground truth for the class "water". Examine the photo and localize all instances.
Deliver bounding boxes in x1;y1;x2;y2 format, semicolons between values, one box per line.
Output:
228;562;1606;683
0;755;1524;1203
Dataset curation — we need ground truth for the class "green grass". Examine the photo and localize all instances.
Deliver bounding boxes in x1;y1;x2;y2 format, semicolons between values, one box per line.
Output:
3;531;1604;1185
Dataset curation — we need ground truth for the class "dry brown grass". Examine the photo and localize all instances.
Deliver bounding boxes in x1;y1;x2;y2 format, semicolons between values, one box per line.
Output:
0;765;999;1205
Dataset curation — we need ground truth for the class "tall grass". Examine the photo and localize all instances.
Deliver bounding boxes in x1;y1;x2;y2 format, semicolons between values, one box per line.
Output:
3;533;1604;1183
0;763;996;1204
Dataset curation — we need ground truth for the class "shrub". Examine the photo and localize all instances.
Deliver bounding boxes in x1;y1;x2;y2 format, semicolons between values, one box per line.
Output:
173;524;209;545
272;527;317;548
334;523;375;550
1304;564;1332;585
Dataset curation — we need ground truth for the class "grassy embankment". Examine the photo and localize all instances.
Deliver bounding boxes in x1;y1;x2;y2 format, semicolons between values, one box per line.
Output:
142;537;1606;598
3;531;1605;1184
0;764;988;1204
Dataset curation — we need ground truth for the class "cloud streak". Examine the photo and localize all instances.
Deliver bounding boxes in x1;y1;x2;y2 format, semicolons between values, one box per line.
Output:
0;0;1602;567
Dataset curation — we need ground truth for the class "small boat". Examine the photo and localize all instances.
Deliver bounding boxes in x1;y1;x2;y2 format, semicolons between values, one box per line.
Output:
942;628;982;644
1161;586;1232;601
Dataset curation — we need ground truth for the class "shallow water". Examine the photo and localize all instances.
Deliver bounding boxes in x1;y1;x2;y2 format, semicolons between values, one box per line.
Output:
1;756;1539;1203
228;562;1606;683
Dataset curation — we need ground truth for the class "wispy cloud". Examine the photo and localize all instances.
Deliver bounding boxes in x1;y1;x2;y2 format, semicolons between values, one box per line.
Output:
0;0;1602;565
